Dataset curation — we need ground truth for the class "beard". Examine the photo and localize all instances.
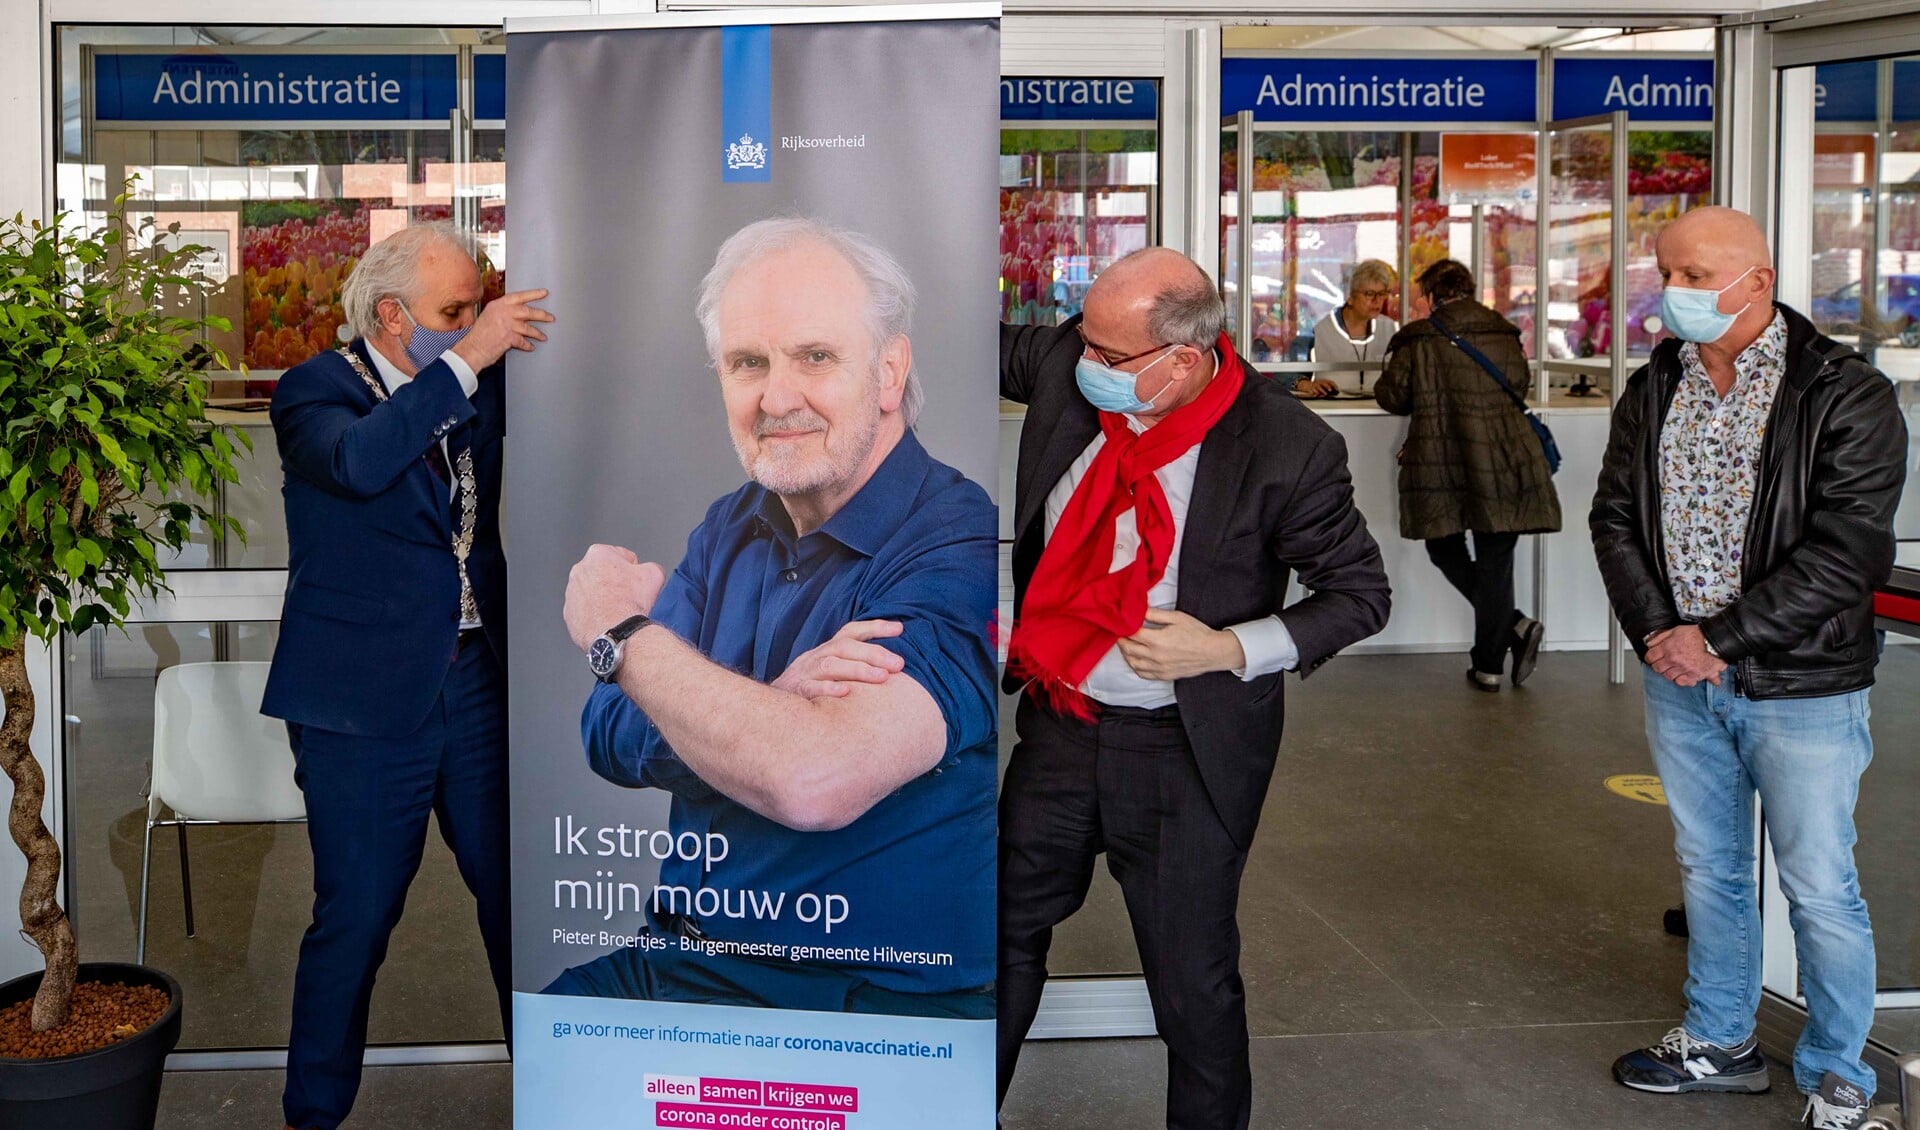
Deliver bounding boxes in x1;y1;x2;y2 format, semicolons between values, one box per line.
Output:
734;397;882;498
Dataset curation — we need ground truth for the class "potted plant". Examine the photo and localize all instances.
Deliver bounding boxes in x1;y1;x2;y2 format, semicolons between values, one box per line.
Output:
0;188;245;1128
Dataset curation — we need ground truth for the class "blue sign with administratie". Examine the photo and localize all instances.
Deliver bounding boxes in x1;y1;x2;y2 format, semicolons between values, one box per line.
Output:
475;52;505;122
1221;56;1538;122
1895;61;1920;121
1552;56;1714;122
92;51;458;123
1814;61;1877;123
1810;60;1920;122
999;78;1158;122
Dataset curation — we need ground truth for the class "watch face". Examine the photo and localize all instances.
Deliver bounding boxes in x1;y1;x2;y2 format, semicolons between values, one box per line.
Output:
588;637;618;679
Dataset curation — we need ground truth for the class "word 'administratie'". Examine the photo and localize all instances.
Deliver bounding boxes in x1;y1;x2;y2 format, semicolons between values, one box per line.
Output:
150;68;403;107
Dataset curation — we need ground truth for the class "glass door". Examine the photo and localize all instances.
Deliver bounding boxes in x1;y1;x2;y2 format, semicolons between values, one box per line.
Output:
56;28;509;1060
1773;43;1920;1059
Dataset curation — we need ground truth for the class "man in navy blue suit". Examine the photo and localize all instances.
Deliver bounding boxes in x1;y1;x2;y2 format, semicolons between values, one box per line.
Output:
262;222;552;1130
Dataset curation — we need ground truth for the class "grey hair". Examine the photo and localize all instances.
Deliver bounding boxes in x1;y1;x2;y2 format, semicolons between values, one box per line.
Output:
340;221;472;339
696;217;922;428
1144;271;1227;350
1347;258;1397;298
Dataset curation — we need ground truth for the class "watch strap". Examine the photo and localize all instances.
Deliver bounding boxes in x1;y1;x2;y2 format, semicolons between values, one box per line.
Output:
591;614;653;684
605;613;652;643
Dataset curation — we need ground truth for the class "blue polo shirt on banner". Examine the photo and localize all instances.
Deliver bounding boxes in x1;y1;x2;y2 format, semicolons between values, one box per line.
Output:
573;429;998;1000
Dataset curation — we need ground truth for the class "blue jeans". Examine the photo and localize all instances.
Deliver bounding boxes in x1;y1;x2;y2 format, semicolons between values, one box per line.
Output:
1643;670;1876;1096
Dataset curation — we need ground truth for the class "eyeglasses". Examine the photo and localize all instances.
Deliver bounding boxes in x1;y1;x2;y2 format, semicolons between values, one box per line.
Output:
1076;324;1176;368
1353;289;1391;301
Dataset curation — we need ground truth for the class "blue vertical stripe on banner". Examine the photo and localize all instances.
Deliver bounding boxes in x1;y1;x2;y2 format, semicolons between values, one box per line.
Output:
721;26;772;183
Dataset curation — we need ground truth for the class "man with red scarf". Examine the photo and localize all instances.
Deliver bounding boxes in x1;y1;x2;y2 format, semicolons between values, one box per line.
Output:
996;248;1390;1129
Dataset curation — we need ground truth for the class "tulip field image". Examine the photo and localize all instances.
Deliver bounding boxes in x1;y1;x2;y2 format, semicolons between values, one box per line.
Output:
241;200;365;371
239;198;506;372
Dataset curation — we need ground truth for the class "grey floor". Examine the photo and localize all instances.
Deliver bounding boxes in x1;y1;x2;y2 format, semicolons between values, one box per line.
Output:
68;646;1915;1128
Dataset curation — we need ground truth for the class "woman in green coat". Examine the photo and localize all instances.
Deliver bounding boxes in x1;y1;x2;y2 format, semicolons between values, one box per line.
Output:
1374;259;1562;692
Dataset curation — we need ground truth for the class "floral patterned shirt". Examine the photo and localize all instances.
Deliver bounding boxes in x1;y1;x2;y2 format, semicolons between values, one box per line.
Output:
1658;312;1788;620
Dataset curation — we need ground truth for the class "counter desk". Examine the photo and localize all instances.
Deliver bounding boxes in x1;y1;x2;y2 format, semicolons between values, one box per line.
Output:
997;395;1620;659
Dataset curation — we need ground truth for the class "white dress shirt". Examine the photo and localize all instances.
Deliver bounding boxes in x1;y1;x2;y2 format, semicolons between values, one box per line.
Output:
366;343;483;629
364;343;481;504
1043;415;1298;708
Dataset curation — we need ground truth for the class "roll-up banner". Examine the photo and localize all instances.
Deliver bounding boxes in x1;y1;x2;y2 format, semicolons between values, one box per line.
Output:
503;6;1001;1128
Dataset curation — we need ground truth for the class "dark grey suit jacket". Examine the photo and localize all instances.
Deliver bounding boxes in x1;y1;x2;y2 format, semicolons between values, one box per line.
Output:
1001;317;1391;848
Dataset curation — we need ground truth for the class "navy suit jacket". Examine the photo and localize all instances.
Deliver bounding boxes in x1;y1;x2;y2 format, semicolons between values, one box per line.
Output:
262;340;507;738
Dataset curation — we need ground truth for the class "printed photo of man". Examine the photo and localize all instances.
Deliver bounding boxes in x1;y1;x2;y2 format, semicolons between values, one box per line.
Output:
547;217;997;1020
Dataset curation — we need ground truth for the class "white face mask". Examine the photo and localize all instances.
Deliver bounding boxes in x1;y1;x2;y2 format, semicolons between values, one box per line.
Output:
1659;266;1758;344
1074;346;1178;415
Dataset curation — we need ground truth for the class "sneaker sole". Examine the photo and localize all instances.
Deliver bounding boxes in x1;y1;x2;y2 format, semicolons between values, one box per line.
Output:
1511;620;1545;687
1614;1068;1771;1095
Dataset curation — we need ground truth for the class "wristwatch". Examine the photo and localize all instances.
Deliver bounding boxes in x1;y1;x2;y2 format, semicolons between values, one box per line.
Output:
588;614;653;683
1702;636;1722;659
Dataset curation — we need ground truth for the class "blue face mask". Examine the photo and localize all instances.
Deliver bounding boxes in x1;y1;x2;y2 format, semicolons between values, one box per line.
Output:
399;301;474;371
1074;346;1177;414
1659;266;1757;344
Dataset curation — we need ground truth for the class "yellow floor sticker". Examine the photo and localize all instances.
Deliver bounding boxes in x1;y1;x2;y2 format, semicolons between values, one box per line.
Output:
1605;774;1668;806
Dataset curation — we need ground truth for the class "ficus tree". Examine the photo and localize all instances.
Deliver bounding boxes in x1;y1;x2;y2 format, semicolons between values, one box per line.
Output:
0;188;245;1031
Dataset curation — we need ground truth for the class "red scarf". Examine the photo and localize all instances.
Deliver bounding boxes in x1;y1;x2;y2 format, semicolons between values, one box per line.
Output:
1007;333;1246;718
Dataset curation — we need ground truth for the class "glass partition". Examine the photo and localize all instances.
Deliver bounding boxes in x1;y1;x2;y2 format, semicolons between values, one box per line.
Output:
1779;50;1920;1058
997;88;1157;976
1410;133;1541;356
1544;120;1618;399
53;24;511;1056
1810;128;1882;351
999;125;1157;325
1221;111;1704;398
1622;131;1713;357
61;34;511;571
1238;129;1404;363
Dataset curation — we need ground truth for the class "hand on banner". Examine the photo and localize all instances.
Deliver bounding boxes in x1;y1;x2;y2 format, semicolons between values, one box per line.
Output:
1645;625;1727;687
771;619;907;699
452;288;555;371
1116;608;1246;681
564;544;667;651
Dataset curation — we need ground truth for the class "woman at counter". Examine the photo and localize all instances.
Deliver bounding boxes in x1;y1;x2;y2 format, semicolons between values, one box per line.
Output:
1374;259;1561;693
1300;259;1398;396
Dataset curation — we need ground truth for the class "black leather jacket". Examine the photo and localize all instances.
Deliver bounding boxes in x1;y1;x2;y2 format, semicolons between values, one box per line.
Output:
1589;303;1907;699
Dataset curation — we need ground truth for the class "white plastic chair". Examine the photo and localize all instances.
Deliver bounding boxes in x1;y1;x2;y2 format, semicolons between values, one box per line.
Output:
139;661;306;963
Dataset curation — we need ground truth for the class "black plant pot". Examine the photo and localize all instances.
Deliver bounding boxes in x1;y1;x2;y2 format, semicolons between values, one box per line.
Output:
0;962;182;1130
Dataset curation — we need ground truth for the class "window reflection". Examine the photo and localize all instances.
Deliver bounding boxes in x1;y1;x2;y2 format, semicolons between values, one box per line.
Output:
999;127;1157;325
57;134;508;571
63;622;503;1050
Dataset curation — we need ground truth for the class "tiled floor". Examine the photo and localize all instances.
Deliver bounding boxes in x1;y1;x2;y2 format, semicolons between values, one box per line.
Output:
135;649;1920;1127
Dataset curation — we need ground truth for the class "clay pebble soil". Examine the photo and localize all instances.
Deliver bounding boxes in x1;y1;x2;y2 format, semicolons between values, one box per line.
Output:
0;982;168;1059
